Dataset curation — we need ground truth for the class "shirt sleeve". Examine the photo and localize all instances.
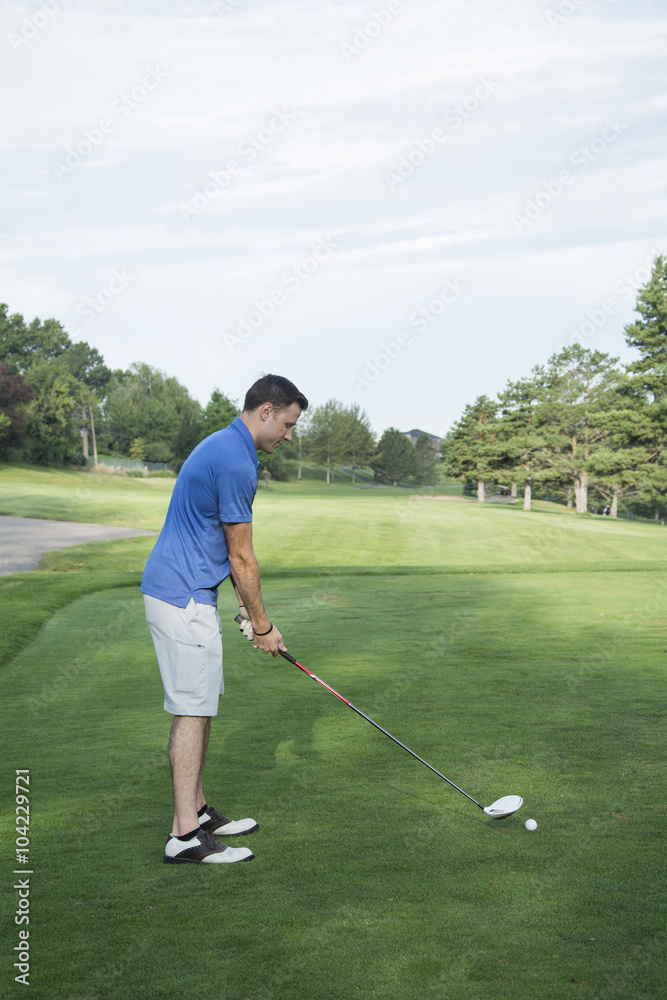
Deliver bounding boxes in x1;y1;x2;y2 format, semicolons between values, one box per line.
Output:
216;460;256;523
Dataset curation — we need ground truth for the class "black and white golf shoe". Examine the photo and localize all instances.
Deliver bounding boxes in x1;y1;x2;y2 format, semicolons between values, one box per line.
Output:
163;829;254;864
198;804;259;838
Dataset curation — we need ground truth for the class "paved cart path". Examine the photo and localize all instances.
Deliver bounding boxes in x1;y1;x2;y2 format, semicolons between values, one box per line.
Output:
0;516;157;575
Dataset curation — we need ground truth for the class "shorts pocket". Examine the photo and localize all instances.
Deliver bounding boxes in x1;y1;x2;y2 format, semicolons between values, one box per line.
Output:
172;639;204;692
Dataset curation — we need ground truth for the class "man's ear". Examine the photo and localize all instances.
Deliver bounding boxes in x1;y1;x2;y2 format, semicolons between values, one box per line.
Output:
258;402;274;422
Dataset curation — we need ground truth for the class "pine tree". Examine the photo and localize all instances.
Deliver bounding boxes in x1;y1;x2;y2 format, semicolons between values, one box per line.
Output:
344;403;374;483
305;400;350;485
371;427;417;486
587;374;664;517
413;433;439;487
622;254;667;518
536;345;618;513
624;254;667;400
445;395;499;502
496;372;547;511
200;389;240;438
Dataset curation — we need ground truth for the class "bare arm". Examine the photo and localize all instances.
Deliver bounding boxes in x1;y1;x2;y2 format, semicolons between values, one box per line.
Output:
223;521;285;655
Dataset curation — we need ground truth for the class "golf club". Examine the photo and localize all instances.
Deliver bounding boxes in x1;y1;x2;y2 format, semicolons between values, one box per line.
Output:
274;643;522;819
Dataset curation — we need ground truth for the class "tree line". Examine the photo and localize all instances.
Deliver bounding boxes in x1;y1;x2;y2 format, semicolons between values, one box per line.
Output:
0;302;438;484
3;253;663;508
445;255;667;518
298;404;439;486
0;304;245;470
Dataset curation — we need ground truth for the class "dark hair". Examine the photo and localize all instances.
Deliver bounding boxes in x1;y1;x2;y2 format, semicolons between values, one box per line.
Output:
243;374;308;414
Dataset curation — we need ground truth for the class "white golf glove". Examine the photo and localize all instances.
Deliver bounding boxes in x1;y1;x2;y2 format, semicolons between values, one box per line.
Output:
236;606;253;641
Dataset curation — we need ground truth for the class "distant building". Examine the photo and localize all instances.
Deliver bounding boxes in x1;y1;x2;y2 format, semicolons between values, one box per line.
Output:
403;429;443;450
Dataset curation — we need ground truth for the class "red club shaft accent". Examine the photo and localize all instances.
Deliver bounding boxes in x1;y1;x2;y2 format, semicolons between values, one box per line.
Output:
278;649;484;810
280;651;351;705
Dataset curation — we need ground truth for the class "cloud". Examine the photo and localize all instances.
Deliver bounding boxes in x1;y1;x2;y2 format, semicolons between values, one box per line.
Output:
1;0;666;432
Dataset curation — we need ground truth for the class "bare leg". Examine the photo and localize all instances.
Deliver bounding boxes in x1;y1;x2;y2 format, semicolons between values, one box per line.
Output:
196;717;211;813
169;715;210;836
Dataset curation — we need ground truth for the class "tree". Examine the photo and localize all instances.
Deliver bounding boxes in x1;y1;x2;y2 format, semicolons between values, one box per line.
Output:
292;409;311;481
586;374;665;517
104;363;201;465
0;305;70;367
343;404;374;483
371;427;417;486
0;304;112;464
536;345;619;513
496;372;547;511
445;395;499;502
22;360;87;464
129;437;147;462
306;400;352;485
278;408;313;480
413;433;439;487
200;389;240;439
61;339;111;393
624;254;667;401
0;363;33;456
622;254;667;519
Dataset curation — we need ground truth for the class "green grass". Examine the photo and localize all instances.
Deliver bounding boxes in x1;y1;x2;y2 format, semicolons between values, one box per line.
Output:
1;465;666;999
2;463;665;573
0;464;174;529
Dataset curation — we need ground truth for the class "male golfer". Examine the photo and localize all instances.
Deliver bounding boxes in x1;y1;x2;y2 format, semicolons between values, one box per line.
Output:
141;374;308;864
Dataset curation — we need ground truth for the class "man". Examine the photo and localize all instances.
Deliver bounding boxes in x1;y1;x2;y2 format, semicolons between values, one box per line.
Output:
141;374;308;864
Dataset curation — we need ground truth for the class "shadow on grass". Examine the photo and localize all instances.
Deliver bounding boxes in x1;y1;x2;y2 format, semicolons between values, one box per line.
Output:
2;560;666;998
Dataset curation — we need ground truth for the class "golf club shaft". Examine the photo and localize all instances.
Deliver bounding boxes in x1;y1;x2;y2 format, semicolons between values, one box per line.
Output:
279;650;484;811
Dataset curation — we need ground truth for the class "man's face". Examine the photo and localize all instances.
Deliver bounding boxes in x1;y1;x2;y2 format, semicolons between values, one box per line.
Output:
259;402;302;454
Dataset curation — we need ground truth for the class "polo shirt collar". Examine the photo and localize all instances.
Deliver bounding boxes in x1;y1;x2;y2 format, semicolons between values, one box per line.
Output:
231;416;259;467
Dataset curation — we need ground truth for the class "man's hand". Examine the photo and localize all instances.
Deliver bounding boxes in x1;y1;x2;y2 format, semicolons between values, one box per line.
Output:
236;606;253;641
234;613;286;657
225;522;285;656
253;622;286;657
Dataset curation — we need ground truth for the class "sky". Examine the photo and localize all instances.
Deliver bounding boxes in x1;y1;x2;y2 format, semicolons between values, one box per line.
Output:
2;0;666;439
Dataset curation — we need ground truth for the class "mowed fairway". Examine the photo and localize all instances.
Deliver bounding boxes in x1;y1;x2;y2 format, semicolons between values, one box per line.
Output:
1;466;666;1000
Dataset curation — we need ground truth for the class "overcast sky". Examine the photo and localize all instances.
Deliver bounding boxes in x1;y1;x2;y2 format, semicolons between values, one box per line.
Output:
2;0;666;438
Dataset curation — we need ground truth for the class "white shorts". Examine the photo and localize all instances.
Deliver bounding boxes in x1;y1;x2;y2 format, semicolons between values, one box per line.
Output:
144;595;223;717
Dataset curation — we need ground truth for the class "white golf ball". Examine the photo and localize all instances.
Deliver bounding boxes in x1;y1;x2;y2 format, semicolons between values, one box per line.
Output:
525;819;537;831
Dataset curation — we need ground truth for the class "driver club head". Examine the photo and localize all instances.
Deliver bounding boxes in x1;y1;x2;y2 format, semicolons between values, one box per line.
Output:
483;795;524;819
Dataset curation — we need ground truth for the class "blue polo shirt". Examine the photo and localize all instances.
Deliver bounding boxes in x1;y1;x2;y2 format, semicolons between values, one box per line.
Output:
141;417;258;607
